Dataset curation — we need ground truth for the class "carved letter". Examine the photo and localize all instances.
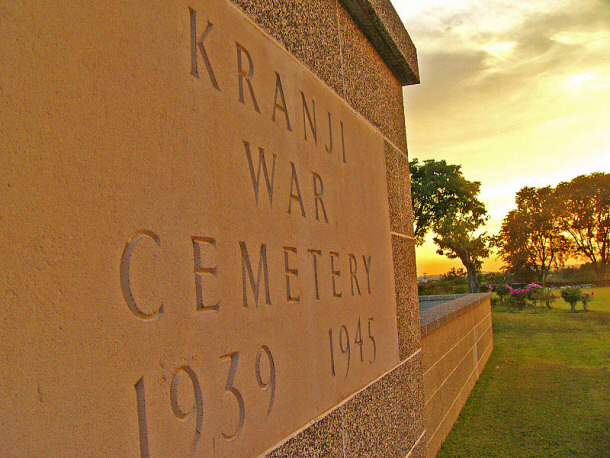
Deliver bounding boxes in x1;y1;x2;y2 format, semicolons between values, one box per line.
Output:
272;72;292;131
243;140;277;206
120;230;163;320
312;172;329;223
362;255;372;294
192;236;219;312
239;241;271;307
283;246;300;304
288;162;306;217
330;251;342;298
300;91;317;145
341;121;346;163
189;8;220;90
325;111;333;153
307;249;322;300
236;43;260;113
348;254;361;296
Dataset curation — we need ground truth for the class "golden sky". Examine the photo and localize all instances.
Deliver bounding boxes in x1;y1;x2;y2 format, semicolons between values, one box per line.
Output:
392;0;610;276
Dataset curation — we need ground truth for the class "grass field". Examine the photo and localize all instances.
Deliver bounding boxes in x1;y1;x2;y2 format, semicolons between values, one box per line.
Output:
437;287;610;457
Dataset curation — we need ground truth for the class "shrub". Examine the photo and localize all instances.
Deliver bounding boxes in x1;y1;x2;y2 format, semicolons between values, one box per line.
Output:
507;287;532;310
581;291;594;311
493;284;511;300
531;288;557;310
561;287;584;312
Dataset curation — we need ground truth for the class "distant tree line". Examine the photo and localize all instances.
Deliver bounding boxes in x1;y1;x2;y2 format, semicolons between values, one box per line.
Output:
410;158;609;292
496;173;609;285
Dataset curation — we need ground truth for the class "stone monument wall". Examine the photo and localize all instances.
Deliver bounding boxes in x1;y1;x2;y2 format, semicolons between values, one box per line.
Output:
0;0;423;455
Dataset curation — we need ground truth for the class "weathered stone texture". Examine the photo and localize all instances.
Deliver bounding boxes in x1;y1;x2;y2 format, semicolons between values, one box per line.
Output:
392;234;421;360
268;354;425;457
341;0;419;84
385;140;415;235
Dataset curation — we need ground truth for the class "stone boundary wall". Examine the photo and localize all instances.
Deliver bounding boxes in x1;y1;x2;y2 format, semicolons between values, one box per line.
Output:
420;294;493;456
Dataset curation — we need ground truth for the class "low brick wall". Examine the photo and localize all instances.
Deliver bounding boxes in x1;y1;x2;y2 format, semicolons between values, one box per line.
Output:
420;293;493;456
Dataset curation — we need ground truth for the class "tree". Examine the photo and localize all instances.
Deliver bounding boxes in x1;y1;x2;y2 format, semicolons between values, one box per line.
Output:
433;208;492;293
496;186;571;286
555;172;610;280
410;159;485;245
410;158;491;292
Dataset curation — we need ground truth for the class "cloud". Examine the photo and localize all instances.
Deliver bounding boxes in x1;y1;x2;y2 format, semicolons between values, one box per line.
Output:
401;0;610;157
392;0;610;274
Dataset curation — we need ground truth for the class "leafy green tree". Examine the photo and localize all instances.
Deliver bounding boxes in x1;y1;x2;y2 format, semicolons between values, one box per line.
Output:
496;186;571;286
555;172;610;280
433;208;492;293
409;159;486;245
409;158;491;292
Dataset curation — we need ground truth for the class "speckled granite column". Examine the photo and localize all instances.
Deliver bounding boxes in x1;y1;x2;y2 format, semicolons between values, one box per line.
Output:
229;1;425;455
385;140;421;360
267;353;425;457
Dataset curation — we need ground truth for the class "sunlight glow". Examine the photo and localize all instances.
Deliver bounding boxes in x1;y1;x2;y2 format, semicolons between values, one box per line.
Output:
568;73;596;85
394;0;610;275
481;41;515;60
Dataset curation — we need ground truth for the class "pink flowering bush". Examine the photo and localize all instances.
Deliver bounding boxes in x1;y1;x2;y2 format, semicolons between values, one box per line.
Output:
491;282;595;314
506;286;532;310
489;284;510;300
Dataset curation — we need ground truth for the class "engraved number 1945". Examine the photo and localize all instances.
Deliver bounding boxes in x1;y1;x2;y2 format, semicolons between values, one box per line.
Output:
328;317;376;378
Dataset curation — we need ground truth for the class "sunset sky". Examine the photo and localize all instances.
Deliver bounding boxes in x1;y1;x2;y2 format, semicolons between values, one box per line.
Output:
392;0;610;276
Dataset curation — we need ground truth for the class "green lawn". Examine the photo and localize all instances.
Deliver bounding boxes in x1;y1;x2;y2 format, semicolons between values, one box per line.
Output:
438;287;610;457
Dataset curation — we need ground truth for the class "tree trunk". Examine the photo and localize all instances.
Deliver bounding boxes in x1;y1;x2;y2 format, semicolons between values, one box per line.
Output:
466;265;480;293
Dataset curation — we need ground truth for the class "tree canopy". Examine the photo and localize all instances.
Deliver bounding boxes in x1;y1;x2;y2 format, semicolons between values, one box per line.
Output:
555;172;610;280
496;186;571;285
410;158;491;292
410;160;608;285
409;159;486;246
433;208;492;292
495;174;609;283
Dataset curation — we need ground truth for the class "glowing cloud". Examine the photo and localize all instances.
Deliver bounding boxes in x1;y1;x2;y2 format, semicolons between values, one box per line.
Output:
393;0;610;275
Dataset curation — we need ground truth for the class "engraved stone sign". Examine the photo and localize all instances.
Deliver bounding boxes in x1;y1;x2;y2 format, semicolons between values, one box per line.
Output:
0;0;400;455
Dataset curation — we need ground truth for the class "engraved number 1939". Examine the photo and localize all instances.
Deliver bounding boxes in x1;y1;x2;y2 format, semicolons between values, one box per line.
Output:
133;346;275;457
